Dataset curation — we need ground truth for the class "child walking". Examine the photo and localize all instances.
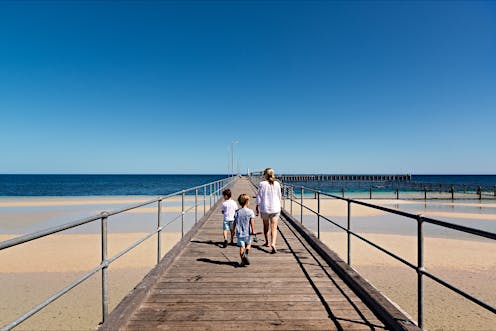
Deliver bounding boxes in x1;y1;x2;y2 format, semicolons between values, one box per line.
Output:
233;194;255;267
221;189;237;248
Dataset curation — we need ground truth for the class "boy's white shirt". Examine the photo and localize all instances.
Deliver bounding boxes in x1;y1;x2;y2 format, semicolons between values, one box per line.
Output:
221;199;238;221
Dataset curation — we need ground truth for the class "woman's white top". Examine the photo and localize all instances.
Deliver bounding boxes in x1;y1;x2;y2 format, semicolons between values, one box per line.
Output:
256;180;282;214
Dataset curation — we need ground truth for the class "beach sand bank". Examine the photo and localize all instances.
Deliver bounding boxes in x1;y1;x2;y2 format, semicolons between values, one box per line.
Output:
0;196;211;235
319;232;496;331
0;232;181;330
0;195;201;208
285;198;496;221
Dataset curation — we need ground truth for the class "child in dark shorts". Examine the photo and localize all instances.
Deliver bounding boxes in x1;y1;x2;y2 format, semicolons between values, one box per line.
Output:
233;194;255;267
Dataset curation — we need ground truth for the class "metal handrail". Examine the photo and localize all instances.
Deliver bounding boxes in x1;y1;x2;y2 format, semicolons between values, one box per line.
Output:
0;176;236;331
274;175;496;200
278;182;496;329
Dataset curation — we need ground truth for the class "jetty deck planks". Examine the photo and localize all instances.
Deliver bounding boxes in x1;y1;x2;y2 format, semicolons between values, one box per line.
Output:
103;178;394;330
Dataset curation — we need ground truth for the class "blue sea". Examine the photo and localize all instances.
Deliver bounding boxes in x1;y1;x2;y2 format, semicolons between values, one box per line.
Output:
412;175;496;186
0;174;227;196
0;174;494;197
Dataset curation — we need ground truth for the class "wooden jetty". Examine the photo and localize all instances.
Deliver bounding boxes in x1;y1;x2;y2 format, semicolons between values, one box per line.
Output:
99;178;419;331
279;174;412;182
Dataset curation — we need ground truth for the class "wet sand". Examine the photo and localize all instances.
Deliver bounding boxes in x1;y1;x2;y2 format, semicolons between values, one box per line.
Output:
319;232;496;331
0;195;199;208
0;196;211;234
287;197;496;222
0;232;182;330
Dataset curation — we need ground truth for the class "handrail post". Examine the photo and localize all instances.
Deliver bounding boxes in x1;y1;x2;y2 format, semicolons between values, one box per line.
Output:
283;186;286;209
290;187;293;215
451;186;454;200
100;212;109;323
203;185;206;215
209;183;212;208
181;191;185;238
300;187;304;224
157;200;162;264
417;215;424;329
478;186;482;200
347;201;351;265
396;187;399;199
317;191;321;239
342;187;344;198
195;188;198;224
369;185;372;199
424;187;427;200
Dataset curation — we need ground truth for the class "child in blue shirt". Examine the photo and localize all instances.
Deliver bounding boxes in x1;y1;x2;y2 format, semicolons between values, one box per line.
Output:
233;194;255;267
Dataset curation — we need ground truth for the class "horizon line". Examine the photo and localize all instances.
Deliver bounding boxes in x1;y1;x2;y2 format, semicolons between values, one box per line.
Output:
1;173;495;176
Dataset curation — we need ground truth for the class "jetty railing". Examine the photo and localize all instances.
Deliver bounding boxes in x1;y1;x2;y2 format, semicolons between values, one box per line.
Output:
268;180;495;330
0;176;236;331
272;173;496;200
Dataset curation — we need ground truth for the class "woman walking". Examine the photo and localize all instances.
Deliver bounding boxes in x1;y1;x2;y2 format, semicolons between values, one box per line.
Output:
255;168;282;254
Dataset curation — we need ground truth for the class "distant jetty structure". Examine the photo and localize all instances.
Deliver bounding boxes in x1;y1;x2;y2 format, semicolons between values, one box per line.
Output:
279;174;412;182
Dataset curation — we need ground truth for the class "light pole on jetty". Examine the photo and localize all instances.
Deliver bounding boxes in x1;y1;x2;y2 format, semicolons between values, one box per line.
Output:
227;146;231;177
231;140;238;177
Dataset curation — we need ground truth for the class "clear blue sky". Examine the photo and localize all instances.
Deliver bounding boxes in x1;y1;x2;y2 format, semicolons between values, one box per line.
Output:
1;1;495;174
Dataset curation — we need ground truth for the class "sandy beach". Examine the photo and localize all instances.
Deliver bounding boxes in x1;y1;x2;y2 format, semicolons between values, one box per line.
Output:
0;232;182;330
0;196;211;235
318;233;496;331
0;195;201;208
1;196;495;330
289;197;496;221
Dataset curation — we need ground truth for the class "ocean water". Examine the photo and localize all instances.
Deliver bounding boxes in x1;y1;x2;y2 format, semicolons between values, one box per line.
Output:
413;175;496;186
0;174;495;197
0;174;227;196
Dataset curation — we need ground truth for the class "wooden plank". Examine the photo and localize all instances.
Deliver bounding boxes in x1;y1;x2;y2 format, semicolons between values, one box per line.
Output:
123;319;384;331
138;301;330;311
130;309;330;321
149;286;358;296
153;281;314;289
123;320;341;331
145;294;323;303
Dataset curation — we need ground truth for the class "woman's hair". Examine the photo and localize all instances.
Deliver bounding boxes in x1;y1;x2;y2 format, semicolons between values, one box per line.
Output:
222;189;231;198
263;168;276;184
